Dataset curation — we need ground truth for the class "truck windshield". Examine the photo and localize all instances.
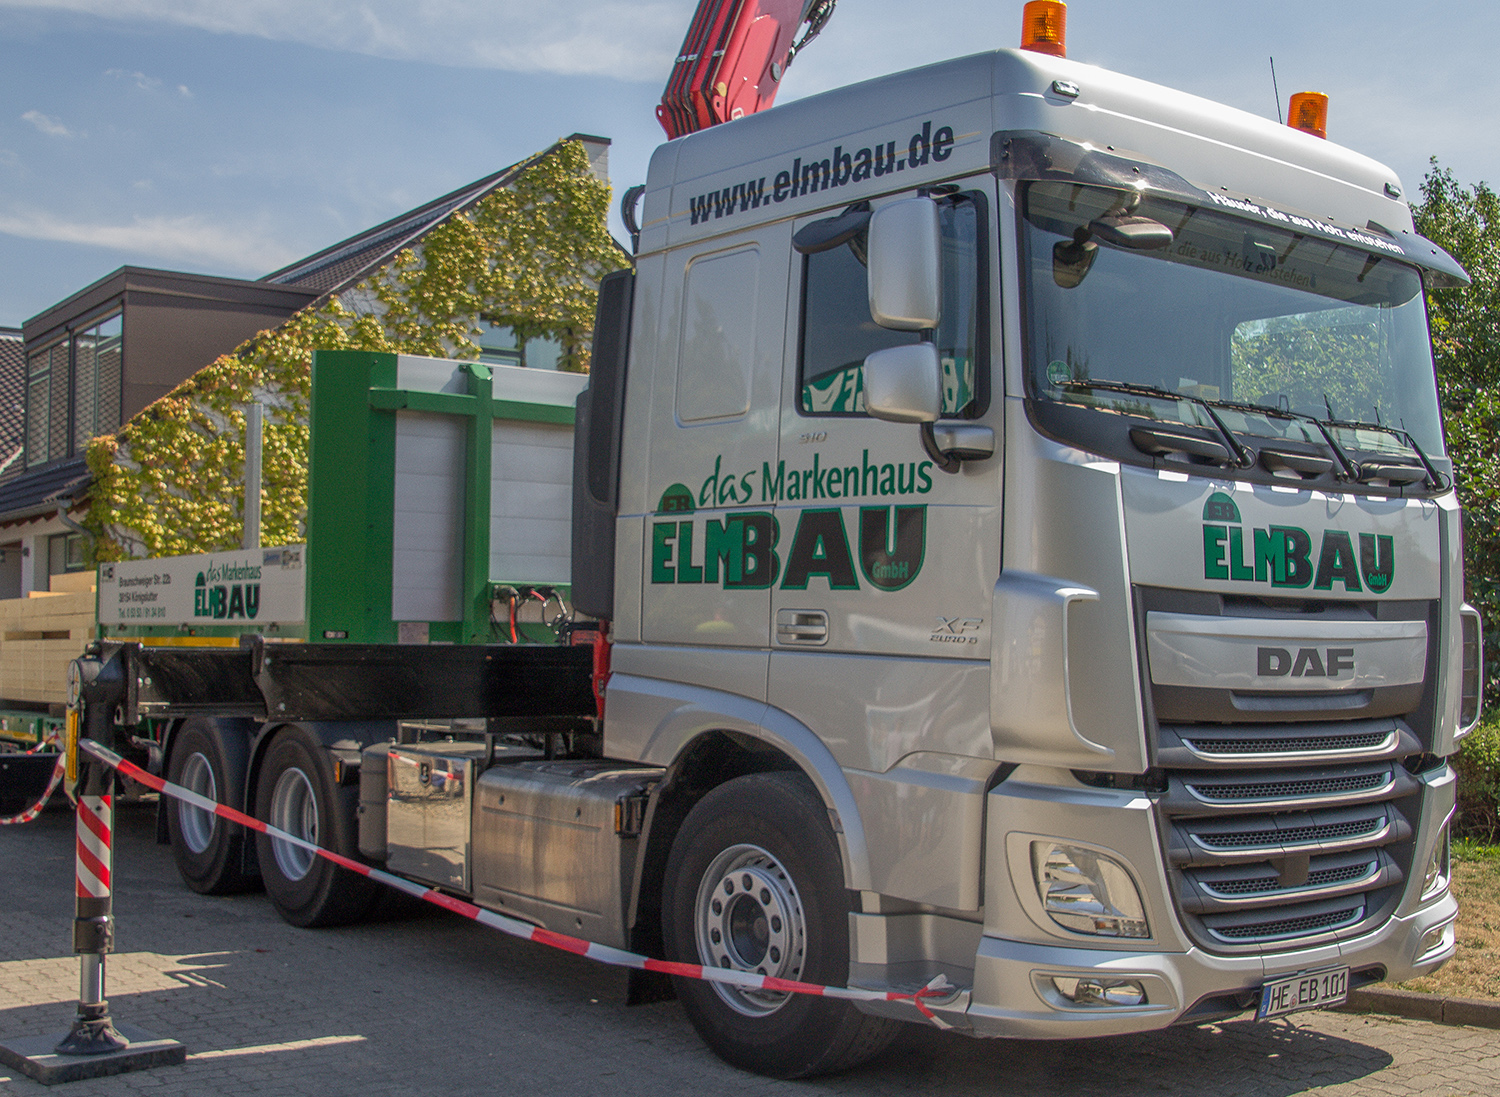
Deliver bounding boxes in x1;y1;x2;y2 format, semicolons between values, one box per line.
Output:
1019;180;1445;464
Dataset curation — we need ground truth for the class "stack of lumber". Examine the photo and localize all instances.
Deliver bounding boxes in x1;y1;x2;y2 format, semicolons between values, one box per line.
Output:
0;583;96;708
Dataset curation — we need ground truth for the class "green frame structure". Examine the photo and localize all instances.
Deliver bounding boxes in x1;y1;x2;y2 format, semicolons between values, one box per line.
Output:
307;350;577;645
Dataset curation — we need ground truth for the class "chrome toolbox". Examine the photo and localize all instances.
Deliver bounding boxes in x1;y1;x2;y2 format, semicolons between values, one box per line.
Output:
384;738;545;892
385;741;487;891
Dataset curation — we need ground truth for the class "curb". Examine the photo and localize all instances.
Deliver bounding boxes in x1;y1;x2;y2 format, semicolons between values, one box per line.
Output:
1335;986;1500;1030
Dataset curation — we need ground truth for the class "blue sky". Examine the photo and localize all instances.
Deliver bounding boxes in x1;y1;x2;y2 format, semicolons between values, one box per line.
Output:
2;0;1497;328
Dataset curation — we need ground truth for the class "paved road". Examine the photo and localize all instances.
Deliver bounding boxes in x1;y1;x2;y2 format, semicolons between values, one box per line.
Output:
2;798;1496;1096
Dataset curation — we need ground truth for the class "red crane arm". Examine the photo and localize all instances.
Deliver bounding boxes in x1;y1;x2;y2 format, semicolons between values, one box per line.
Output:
657;0;835;139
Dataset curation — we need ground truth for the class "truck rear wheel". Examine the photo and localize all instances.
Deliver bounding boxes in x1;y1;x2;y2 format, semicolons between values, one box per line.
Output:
253;730;378;927
662;771;900;1078
166;721;257;895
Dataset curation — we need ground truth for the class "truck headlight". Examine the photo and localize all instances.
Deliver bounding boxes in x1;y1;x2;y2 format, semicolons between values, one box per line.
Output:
1420;823;1451;900
1033;842;1150;938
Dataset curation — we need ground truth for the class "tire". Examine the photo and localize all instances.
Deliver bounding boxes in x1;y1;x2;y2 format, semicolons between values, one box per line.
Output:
253;730;378;928
165;721;258;895
662;771;901;1078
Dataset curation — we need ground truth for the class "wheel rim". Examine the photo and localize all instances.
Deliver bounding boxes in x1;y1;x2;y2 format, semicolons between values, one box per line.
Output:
268;766;318;882
694;843;807;1016
176;752;218;855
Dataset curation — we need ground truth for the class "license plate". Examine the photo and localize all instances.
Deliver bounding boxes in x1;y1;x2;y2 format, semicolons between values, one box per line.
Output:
1257;966;1349;1020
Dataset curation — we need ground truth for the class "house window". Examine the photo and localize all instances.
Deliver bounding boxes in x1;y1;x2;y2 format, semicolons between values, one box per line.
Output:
474;323;565;370
48;532;87;575
25;309;123;468
25;341;66;468
73;313;123;452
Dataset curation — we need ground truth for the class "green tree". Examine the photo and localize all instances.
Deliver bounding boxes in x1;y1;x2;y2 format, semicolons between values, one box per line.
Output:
1413;161;1500;701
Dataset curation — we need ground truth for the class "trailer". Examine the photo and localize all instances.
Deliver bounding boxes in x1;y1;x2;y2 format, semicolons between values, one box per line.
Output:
67;5;1481;1079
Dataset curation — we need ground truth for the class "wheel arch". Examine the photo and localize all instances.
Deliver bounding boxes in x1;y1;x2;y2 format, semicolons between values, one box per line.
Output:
620;684;872;957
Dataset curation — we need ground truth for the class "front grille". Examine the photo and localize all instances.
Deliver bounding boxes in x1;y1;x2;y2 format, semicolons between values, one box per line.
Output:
1183;731;1387;754
1203;861;1373;897
1141;588;1434;955
1185;769;1390;804
1192;817;1381;851
1206;902;1365;942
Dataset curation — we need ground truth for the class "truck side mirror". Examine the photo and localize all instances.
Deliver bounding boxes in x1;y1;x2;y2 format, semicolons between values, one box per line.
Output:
863;343;941;424
867;197;942;330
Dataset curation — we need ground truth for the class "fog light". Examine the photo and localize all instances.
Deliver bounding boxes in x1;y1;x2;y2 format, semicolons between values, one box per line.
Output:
1052;976;1147;1007
1033;843;1150;938
1417;920;1455;963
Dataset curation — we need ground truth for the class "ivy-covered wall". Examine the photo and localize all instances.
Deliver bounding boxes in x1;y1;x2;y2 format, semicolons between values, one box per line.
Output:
85;140;623;561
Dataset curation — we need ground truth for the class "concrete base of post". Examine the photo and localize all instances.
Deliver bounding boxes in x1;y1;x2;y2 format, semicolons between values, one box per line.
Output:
0;1024;186;1086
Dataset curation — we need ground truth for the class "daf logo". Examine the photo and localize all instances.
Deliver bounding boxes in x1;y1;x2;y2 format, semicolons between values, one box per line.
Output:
1257;646;1355;679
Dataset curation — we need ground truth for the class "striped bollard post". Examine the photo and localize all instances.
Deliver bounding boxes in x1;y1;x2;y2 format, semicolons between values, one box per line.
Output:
54;755;128;1056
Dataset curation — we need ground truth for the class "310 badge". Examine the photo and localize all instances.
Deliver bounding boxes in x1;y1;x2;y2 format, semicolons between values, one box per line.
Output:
650;484;926;592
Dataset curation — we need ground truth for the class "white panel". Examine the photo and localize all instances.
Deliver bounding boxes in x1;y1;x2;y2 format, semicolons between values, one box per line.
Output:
393;411;465;621
491;420;574;584
396;357;467;394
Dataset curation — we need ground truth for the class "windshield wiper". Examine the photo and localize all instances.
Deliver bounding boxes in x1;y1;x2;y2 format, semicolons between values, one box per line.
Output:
1059;379;1253;468
1186;396;1357;480
1059;379;1448;490
1317;417;1449;491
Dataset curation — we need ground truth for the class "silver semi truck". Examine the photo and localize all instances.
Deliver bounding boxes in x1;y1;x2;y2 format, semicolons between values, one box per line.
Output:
72;34;1480;1079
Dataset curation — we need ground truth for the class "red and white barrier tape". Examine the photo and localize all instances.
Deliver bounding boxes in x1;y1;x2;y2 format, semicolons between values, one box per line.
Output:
23;731;61;755
0;754;65;826
78;739;956;1026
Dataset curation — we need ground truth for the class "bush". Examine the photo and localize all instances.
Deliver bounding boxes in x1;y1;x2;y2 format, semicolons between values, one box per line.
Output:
1455;718;1500;842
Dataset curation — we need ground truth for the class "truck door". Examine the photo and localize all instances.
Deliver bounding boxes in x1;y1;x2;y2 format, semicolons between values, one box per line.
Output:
768;186;1003;766
638;226;790;680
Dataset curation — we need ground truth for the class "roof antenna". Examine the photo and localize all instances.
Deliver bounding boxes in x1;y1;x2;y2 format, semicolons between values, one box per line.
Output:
1269;57;1283;124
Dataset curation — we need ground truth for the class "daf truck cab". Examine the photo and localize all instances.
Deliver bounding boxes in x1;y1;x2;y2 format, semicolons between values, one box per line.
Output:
574;38;1478;1072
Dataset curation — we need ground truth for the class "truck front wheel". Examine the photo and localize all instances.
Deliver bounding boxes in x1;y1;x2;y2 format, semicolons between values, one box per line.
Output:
662;771;900;1078
253;730;377;927
166;720;257;895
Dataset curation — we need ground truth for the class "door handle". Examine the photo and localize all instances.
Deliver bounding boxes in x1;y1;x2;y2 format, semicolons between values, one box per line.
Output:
776;609;828;646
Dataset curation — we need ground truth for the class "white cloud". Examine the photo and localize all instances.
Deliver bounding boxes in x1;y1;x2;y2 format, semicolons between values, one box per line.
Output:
21;109;75;137
0;1;693;80
105;67;161;91
0;206;298;272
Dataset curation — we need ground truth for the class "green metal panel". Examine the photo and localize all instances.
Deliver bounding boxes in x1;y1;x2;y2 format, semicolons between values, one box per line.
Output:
307;351;399;643
307;351;581;646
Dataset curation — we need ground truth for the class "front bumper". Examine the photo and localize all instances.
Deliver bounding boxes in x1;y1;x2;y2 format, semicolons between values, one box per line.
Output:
853;765;1458;1035
955;892;1456;1037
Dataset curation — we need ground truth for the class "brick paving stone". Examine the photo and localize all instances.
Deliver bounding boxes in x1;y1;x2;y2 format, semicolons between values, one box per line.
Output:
4;798;1498;1097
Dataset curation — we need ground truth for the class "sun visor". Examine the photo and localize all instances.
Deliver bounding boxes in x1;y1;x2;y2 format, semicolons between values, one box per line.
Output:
992;130;1472;288
1403;234;1470;289
991;130;1205;206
